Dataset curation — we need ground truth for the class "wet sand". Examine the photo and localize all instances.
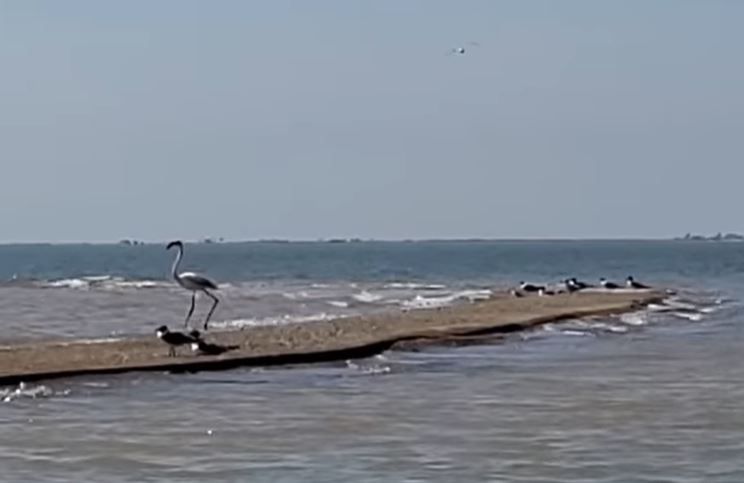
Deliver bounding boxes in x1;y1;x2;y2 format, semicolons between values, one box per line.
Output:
0;291;662;385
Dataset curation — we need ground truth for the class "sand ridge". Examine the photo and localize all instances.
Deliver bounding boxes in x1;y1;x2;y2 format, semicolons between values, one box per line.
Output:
0;290;663;385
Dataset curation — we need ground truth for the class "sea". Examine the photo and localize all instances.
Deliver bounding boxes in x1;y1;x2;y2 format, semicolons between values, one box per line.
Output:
0;240;742;482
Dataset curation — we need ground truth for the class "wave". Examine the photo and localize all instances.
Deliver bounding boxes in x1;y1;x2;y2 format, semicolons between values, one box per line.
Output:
672;312;703;321
345;359;392;375
212;312;342;329
326;300;350;308
619;312;648;326
37;276;166;290
352;291;384;303
1;382;70;403
401;289;492;310
383;282;447;290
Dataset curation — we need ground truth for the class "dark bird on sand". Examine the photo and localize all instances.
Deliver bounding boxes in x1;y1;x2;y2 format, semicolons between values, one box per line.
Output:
568;278;591;290
626;276;650;289
519;282;545;293
600;278;621;289
155;325;200;357
190;338;239;356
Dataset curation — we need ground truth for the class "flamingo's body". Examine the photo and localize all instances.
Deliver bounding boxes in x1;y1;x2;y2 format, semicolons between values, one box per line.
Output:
167;241;219;330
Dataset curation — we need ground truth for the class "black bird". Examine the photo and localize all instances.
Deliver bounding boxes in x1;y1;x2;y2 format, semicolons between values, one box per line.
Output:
569;278;591;290
155;325;199;357
519;281;545;293
599;278;620;289
626;276;650;289
190;338;239;356
563;279;579;293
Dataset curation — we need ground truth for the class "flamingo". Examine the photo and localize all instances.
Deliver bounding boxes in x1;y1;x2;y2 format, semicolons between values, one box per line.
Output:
166;240;219;330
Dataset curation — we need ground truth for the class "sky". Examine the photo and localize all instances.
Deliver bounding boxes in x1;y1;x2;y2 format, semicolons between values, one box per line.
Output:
1;0;743;242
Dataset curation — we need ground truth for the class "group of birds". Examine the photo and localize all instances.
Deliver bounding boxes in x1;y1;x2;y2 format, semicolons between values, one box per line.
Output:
156;326;236;358
512;276;650;298
155;239;653;355
155;240;233;357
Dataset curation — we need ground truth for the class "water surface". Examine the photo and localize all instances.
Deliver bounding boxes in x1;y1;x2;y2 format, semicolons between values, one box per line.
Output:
0;241;741;482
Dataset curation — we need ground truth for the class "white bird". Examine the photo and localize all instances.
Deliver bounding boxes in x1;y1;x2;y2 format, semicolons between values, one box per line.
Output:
167;240;219;330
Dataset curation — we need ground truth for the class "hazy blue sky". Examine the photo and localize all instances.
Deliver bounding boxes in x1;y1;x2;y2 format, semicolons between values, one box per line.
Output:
1;1;742;242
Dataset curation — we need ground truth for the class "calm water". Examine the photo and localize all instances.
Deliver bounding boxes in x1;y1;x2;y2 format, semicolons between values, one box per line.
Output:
1;241;742;482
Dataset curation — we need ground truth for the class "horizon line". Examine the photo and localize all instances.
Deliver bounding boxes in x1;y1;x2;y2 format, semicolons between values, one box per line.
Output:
0;236;722;246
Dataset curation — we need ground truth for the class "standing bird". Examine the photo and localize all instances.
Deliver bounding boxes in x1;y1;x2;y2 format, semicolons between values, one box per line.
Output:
191;338;239;356
626;276;650;289
166;240;220;330
600;278;620;289
155;325;200;357
519;281;545;293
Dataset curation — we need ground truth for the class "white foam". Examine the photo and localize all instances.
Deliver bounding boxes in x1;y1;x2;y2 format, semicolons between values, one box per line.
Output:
1;383;69;403
383;282;447;290
327;300;349;308
213;312;342;329
345;359;391;375
620;312;647;326
105;280;160;289
47;278;89;289
560;330;592;337
53;337;124;346
647;303;672;312
663;299;699;311
43;277;164;290
82;275;114;283
401;289;492;310
672;312;703;321
583;321;629;333
402;295;452;309
352;291;383;303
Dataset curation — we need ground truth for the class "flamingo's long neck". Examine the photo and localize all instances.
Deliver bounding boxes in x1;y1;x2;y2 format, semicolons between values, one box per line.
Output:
171;246;184;281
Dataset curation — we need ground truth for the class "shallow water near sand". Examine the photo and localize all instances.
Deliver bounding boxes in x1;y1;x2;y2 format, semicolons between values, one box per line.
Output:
1;240;743;481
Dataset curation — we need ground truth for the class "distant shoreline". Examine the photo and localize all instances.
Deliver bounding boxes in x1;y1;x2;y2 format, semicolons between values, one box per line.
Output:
673;232;744;242
0;237;735;246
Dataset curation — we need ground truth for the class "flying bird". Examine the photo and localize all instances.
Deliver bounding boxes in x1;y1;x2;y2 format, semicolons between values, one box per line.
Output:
166;240;220;330
446;41;480;56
